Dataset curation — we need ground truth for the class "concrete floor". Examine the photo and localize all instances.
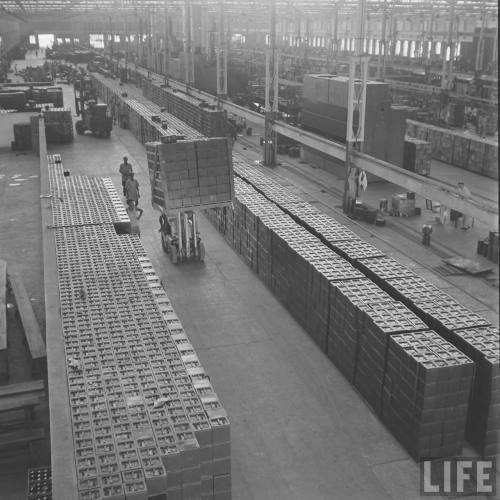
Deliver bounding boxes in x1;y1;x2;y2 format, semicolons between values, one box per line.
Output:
0;54;498;499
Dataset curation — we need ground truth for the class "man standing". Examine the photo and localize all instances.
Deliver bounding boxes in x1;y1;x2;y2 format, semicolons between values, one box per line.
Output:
125;173;143;219
119;156;133;196
457;182;472;229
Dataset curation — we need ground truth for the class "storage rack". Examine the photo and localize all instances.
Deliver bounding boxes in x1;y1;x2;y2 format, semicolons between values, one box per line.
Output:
230;157;498;457
47;157;231;500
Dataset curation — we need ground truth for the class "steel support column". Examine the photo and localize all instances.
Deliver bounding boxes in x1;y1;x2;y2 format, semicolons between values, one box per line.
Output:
264;0;278;167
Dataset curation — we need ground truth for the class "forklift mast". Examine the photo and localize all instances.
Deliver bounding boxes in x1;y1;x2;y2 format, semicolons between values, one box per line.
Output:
74;76;96;116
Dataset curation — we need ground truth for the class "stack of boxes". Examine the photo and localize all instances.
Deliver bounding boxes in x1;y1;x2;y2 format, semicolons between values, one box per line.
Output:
86;71;498;461
223;155;498;459
354;303;428;414
147;138;233;212
48;157;231;500
301;74;407;167
406;119;498;180
327;280;394;382
390;193;416;217
11;122;32;151
27;467;52;500
90;73;203;147
383;330;474;459
140;75;227;137
448;326;499;456
43;107;74;144
403;137;432;175
47;156;130;234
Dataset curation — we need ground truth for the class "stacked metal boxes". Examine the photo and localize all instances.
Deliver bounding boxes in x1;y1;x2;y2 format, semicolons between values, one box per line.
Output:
27;467;52;500
48;156;231;500
383;330;474;459
86;74;498;459
140;76;227;137
43;107;74;144
12;122;32;151
448;326;499;456
146;138;233;212
207;169;479;460
403;136;432;175
406;119;499;180
90;73;203;147
161;138;233;210
327;279;394;382
354;302;428;415
229;156;497;458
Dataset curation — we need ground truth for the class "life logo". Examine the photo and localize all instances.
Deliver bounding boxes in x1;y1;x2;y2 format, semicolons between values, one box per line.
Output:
420;458;497;496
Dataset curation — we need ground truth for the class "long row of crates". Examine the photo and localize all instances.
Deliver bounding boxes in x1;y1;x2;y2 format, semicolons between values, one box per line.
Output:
91;69;498;459
406;119;498;180
96;60;226;138
90;72;203;145
205;177;483;460
47;154;231;500
140;77;227;138
230;158;498;457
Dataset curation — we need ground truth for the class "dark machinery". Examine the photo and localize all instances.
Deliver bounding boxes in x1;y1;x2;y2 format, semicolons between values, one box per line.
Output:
159;212;205;264
74;76;112;138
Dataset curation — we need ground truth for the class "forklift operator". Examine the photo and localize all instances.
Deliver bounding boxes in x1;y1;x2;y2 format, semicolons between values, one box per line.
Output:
159;213;172;236
119;156;133;196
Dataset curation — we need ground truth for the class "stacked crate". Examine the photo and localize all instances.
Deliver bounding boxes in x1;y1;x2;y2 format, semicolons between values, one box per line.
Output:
149;138;233;212
390;193;416;217
140;77;227;137
406;119;499;180
43;107;74;144
383;330;474;459
89;70;499;459
48;158;231;500
355;256;417;287
12;122;32;150
89;73;203;147
327;279;394;381
30;115;41;156
448;326;499;456
229;156;498;457
47;158;130;234
403;137;432;176
354;302;428;414
27;467;52;500
411;299;491;336
384;276;454;309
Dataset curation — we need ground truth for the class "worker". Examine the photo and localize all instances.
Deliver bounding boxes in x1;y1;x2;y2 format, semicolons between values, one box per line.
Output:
478;113;487;138
125;173;143;219
119;156;133;196
159;213;171;236
457;182;472;229
422;224;432;246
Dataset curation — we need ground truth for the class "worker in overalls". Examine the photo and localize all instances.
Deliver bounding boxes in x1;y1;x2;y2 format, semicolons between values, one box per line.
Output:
125;173;144;219
119;156;133;196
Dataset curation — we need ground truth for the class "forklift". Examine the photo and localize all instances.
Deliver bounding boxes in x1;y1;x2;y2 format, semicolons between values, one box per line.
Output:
159;211;205;264
74;76;113;138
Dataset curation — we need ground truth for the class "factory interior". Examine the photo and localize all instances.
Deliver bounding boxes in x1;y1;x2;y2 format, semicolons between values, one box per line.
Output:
0;0;498;499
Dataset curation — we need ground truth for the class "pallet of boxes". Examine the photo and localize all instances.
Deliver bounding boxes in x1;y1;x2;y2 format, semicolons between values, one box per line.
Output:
43;107;74;144
146;137;234;263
